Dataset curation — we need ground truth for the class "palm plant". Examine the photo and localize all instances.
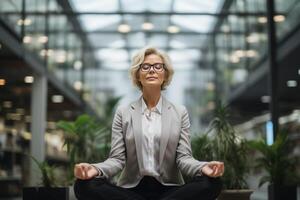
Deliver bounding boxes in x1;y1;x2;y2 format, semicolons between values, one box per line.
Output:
249;132;299;187
23;156;69;200
57;114;110;182
192;133;214;162
208;104;250;189
56;96;121;182
30;156;57;187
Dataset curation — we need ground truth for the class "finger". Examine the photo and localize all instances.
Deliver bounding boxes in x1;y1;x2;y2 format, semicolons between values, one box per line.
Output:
217;166;223;176
80;165;87;179
83;164;92;179
75;165;83;178
213;167;219;177
208;165;216;177
211;162;224;177
87;165;95;178
207;163;216;177
202;166;213;177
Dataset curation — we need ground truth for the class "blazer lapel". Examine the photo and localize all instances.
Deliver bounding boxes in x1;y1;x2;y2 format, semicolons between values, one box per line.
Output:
159;97;172;168
130;97;144;171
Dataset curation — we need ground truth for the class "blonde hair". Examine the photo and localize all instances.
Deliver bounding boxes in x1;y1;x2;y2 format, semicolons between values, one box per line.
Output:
130;47;174;90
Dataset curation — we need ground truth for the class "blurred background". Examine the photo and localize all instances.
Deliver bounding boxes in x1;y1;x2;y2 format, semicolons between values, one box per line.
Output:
0;0;299;199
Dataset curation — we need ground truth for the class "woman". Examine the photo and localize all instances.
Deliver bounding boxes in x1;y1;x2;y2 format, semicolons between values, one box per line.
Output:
74;47;224;200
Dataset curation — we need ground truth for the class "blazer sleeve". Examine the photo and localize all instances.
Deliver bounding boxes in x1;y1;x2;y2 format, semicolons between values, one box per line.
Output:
91;106;126;179
176;106;207;177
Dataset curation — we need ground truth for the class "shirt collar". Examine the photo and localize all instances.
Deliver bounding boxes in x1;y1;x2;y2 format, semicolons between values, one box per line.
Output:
141;96;162;114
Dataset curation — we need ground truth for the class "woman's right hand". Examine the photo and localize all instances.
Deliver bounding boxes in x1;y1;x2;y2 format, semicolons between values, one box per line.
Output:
74;163;99;180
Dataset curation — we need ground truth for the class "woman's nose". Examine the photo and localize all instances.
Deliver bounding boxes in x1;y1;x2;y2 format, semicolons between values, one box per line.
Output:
149;68;155;74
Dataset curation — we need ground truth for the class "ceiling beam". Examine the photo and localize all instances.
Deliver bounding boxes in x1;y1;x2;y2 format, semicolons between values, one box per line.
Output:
2;11;284;17
25;30;245;35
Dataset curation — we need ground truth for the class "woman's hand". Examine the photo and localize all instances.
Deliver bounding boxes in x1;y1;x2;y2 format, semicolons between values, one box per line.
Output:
74;163;99;180
201;161;224;178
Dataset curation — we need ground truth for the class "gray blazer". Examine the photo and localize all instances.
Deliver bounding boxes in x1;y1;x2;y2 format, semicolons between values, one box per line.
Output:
93;96;207;188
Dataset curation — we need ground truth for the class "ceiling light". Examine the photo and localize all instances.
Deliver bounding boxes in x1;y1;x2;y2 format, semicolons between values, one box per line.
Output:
222;25;230;33
298;69;300;75
55;52;67;63
24;76;34;83
274;15;285;22
246;33;260;43
235;50;245;57
231;49;257;59
246;50;258;57
287;80;297;87
118;24;131;33
167;25;180;33
40;49;47;57
40;49;53;57
52;95;64;103
230;55;240;63
23;36;32;43
73;81;83;91
258;16;267;23
3;101;12;108
261;95;270;103
0;43;2;49
142;22;154;30
38;35;48;43
56;57;66;63
0;79;6;86
74;61;83;70
17;18;32;26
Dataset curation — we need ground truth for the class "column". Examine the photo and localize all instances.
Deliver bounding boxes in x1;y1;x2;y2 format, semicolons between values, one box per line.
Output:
29;75;47;186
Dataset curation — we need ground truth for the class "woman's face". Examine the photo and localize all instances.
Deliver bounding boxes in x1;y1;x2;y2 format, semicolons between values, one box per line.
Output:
138;54;166;90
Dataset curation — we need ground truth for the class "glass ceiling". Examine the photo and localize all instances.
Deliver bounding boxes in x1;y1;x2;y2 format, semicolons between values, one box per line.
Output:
70;0;224;70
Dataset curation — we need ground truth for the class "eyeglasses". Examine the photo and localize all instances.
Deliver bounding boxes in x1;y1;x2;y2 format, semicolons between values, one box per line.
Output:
139;63;165;72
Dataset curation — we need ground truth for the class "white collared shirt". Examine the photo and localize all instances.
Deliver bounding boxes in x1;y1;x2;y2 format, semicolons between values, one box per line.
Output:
141;96;162;177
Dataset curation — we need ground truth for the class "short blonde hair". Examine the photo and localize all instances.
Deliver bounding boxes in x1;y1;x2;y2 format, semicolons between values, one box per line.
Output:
130;47;174;90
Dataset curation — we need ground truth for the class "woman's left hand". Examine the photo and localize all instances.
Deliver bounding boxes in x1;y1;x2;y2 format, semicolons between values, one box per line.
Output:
201;161;224;178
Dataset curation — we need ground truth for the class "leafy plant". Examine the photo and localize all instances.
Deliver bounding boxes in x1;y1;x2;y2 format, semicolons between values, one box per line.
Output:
192;133;214;162
207;104;250;189
57;96;121;182
57;114;110;182
30;156;57;187
248;132;299;187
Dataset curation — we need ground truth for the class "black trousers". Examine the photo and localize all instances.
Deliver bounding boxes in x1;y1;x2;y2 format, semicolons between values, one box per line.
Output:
74;175;222;200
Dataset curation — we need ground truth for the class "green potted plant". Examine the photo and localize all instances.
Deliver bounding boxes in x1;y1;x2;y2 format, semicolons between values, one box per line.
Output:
56;96;120;183
207;104;253;200
57;114;110;183
192;133;214;162
249;132;299;200
23;156;69;200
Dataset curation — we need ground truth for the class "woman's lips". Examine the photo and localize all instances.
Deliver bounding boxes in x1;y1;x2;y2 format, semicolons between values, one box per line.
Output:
146;77;157;80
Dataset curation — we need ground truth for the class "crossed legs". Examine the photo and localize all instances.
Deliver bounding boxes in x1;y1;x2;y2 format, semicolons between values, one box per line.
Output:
74;175;222;200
